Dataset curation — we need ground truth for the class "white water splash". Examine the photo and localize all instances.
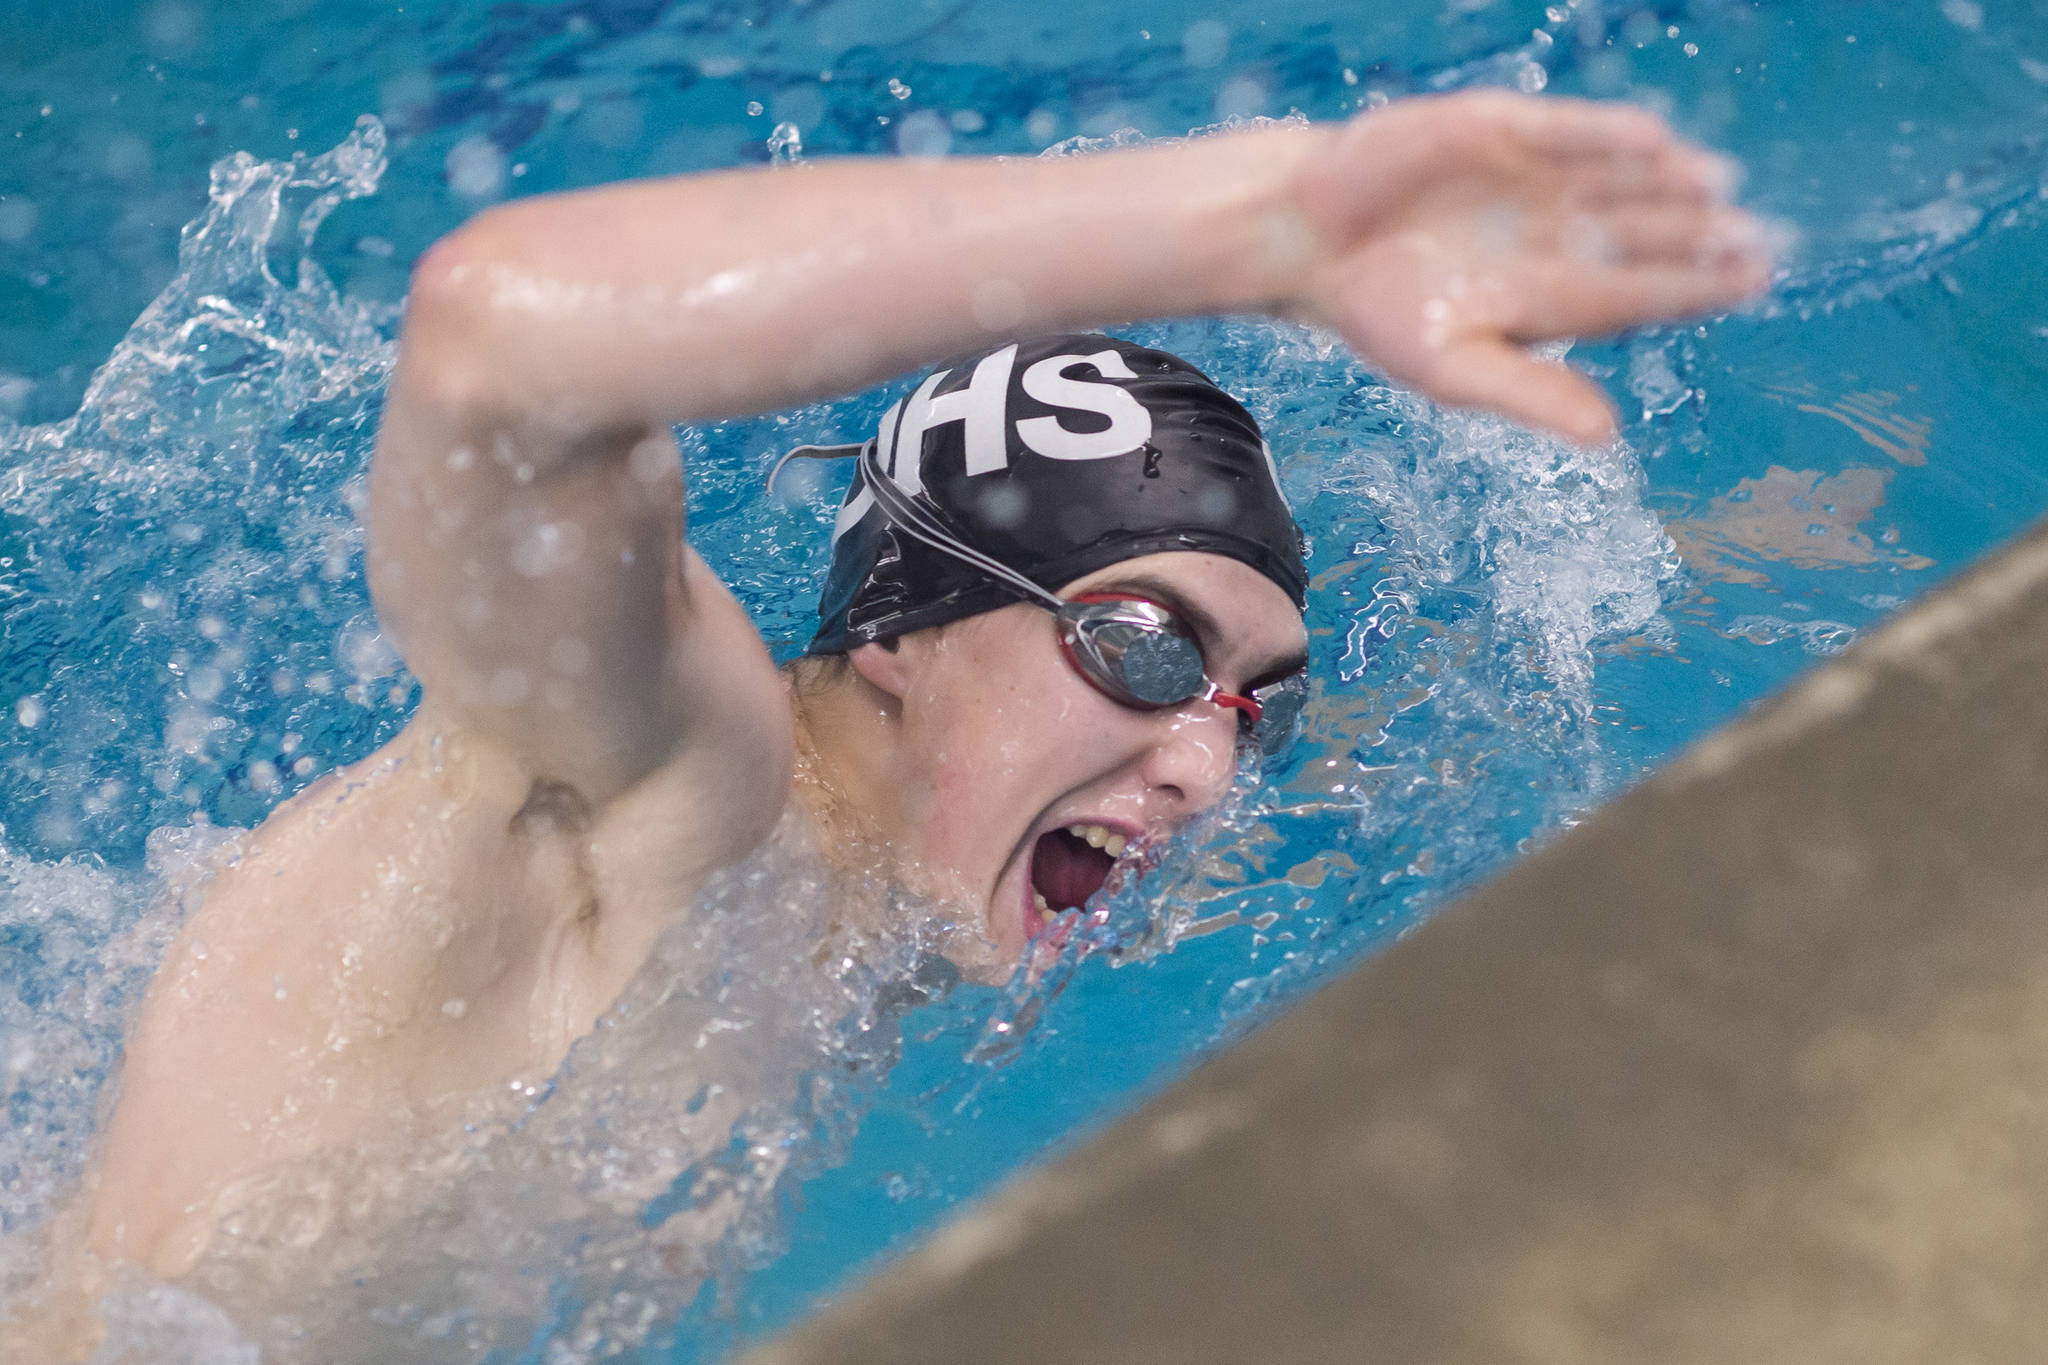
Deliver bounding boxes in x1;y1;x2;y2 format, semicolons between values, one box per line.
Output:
0;118;964;1361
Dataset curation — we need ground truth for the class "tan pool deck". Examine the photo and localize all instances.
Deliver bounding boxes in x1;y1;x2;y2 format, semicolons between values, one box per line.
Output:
743;513;2048;1365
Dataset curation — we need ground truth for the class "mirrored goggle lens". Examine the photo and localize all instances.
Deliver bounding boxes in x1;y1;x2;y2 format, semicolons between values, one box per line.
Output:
1072;617;1208;706
1250;673;1308;756
1113;626;1209;705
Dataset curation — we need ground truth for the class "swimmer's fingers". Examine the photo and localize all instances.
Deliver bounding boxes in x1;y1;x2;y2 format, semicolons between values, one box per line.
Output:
1555;144;1740;214
1414;338;1619;448
1551;204;1769;270
1488;96;1743;217
1518;253;1771;338
1318;94;1678;212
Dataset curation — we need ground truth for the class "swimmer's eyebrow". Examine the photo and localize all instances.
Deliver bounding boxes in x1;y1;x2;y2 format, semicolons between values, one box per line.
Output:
1088;572;1308;685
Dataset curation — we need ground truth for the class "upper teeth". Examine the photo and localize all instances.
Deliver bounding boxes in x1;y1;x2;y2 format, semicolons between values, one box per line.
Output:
1067;823;1128;858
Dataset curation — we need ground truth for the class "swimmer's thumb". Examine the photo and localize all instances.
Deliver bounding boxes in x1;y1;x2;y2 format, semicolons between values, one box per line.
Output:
1421;339;1620;448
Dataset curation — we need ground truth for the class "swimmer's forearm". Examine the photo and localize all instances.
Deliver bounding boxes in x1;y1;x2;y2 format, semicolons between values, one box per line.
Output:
399;126;1332;432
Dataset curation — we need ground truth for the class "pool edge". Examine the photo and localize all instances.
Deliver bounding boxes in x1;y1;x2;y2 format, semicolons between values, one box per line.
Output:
740;510;2048;1365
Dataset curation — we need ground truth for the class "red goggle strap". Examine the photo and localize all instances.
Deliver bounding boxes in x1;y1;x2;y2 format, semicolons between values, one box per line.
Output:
1199;680;1262;725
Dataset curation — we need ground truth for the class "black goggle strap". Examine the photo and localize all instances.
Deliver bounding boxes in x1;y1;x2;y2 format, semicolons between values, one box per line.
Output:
765;440;871;496
849;438;1068;613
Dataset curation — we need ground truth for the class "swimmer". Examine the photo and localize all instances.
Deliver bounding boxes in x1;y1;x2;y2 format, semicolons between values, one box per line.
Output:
18;89;1770;1341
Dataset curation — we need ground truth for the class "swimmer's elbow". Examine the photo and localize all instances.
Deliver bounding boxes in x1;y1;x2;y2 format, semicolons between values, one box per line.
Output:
404;223;486;333
397;212;530;412
406;230;476;327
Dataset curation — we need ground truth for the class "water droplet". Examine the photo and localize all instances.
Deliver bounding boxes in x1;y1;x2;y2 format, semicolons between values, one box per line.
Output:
1182;19;1229;69
1216;74;1268;119
445;135;506;201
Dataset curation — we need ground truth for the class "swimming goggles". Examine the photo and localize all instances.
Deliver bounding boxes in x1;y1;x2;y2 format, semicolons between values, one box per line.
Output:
783;440;1308;756
1055;591;1308;757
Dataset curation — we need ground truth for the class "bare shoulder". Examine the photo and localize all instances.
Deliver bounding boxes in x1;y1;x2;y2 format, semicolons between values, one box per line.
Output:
85;715;581;1260
86;627;790;1276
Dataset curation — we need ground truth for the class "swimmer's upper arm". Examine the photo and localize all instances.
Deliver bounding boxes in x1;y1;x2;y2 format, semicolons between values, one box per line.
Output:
367;228;790;819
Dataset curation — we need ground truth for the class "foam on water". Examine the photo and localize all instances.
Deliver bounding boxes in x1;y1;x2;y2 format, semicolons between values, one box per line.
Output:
5;61;2038;1355
66;814;960;1363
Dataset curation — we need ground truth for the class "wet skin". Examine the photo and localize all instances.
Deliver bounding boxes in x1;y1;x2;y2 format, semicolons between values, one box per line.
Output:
792;550;1308;978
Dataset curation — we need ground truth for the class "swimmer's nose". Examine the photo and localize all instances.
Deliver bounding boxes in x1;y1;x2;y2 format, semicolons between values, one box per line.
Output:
1139;703;1240;817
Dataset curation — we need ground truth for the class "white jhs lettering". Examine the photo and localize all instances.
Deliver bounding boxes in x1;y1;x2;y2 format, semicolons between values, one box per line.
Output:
835;348;1159;543
886;346;1154;484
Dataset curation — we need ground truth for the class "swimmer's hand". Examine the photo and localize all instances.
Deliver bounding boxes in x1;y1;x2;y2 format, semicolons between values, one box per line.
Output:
1286;91;1772;446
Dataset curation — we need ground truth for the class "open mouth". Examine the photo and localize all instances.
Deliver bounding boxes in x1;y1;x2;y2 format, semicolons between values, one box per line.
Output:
1027;822;1130;934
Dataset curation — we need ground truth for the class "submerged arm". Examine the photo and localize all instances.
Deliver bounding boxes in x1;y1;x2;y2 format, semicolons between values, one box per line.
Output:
369;91;1768;805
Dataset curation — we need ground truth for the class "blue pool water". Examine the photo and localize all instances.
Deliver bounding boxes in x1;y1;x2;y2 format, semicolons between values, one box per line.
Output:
3;0;2047;1358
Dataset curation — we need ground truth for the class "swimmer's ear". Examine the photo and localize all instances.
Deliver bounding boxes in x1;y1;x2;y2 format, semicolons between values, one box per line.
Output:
848;639;913;701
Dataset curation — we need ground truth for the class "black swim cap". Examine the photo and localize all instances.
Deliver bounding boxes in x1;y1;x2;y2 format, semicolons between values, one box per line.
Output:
802;334;1306;655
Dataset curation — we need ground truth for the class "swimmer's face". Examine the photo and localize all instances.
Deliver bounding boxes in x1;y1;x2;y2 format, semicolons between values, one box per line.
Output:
850;550;1308;980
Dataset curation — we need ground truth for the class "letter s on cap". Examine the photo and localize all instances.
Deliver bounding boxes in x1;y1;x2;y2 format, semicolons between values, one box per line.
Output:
1015;350;1154;461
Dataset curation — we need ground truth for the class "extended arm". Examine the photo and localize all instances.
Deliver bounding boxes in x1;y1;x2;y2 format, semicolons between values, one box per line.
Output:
368;92;1767;807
